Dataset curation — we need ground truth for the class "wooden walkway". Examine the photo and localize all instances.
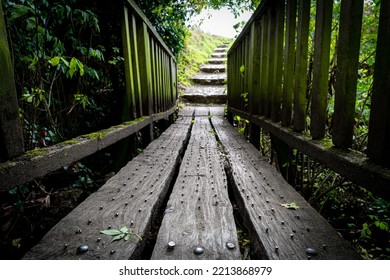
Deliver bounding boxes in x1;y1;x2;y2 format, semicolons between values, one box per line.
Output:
23;105;361;260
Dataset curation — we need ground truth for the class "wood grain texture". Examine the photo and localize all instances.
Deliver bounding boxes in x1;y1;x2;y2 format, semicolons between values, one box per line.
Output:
23;116;193;260
151;114;241;260
211;116;361;260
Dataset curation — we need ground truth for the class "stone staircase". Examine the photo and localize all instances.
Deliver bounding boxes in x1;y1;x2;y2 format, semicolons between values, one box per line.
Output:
182;44;229;104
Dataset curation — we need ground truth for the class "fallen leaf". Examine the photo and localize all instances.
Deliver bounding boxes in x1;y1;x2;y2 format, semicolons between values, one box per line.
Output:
281;202;299;210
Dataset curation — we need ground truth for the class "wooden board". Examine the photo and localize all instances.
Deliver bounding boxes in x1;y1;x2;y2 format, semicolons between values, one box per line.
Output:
151;114;241;260
211;116;361;260
23;117;193;260
0;106;177;192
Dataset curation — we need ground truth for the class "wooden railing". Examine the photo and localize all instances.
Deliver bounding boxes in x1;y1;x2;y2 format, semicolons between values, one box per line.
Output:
227;0;390;200
0;0;178;191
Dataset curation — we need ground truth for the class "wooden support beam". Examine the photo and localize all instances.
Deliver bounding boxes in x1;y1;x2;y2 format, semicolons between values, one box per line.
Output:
367;1;390;166
293;0;310;132
332;0;363;148
0;0;24;160
311;0;333;139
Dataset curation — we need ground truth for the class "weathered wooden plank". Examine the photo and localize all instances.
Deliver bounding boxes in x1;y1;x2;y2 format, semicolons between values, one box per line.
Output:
248;21;262;148
249;21;261;116
310;0;333;139
23;116;193;260
265;5;275;118
271;0;285;123
211;116;361;260
293;0;310;132
151;115;241;260
332;0;363;148
0;106;177;192
150;37;158;113
0;1;24;160
367;1;390;166
121;6;137;120
259;15;268;116
229;107;390;201
130;13;143;117
137;21;153;116
281;0;297;127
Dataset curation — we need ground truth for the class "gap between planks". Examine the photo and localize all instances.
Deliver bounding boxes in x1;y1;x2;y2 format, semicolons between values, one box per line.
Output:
23;113;194;260
210;116;361;260
151;107;240;260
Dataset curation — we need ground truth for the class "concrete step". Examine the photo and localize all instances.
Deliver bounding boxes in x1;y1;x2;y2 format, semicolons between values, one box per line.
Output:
208;58;227;64
191;72;226;85
199;64;226;73
211;52;227;58
181;85;227;104
214;47;229;53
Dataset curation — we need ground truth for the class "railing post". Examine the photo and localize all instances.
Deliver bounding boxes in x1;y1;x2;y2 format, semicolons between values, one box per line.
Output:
259;14;268;116
310;0;333;139
137;20;154;142
282;0;297;127
367;1;390;166
0;0;24;160
271;0;285;123
332;0;363;148
265;5;276;118
249;22;261;149
121;6;137;121
293;0;310;132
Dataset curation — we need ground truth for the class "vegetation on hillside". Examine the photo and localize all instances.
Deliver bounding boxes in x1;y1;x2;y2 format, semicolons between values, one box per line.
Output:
177;28;231;89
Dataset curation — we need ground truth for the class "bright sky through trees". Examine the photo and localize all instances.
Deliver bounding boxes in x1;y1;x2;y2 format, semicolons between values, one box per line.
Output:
189;7;253;38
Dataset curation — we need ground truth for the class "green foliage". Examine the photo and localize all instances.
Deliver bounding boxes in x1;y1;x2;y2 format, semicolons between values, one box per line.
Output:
100;225;142;242
135;0;259;57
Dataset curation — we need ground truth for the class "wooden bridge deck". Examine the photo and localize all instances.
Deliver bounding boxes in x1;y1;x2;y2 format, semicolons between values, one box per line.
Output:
23;105;361;260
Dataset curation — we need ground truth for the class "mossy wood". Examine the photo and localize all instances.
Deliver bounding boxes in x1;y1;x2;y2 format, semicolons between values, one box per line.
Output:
227;0;390;200
23;115;193;260
0;107;176;192
0;0;24;160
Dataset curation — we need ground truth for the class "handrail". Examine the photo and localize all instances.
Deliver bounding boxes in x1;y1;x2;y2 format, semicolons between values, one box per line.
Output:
227;0;390;200
0;0;178;189
122;0;177;119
